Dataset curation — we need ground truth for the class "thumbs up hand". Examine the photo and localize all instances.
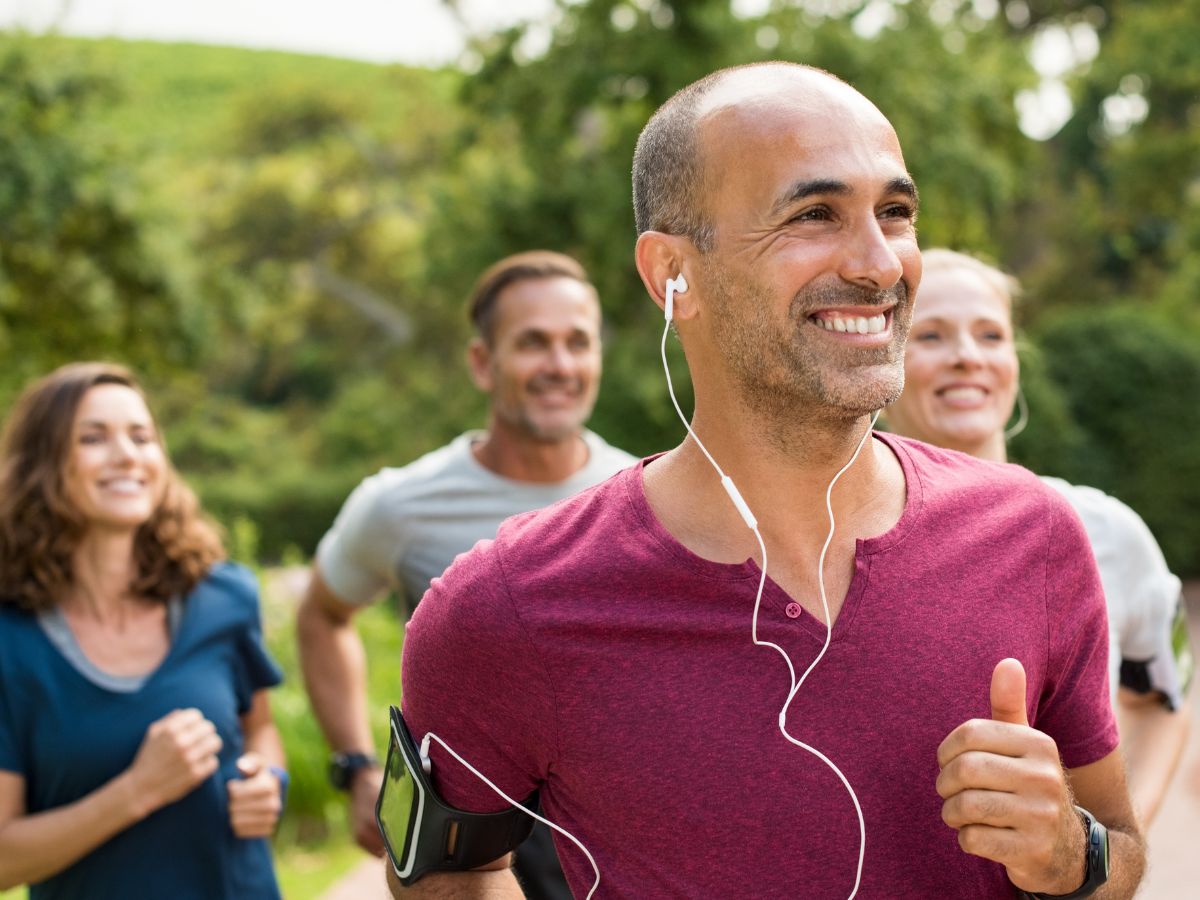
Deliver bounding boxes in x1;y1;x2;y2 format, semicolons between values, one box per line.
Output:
936;659;1088;895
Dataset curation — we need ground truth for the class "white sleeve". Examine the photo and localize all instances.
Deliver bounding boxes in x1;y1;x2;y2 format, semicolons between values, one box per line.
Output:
315;472;409;607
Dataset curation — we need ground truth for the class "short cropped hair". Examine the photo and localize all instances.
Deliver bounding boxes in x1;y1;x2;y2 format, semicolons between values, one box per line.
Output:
921;248;1022;309
632;62;839;252
0;362;224;612
632;71;723;251
467;250;591;345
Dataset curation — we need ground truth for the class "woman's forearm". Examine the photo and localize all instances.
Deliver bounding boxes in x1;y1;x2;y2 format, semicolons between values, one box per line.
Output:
0;769;147;889
1118;693;1191;824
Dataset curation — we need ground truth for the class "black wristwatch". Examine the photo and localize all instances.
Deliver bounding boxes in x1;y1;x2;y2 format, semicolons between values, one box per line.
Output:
329;750;381;791
1022;806;1110;899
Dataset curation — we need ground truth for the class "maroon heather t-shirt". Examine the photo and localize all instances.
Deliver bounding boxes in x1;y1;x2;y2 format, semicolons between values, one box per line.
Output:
403;433;1117;899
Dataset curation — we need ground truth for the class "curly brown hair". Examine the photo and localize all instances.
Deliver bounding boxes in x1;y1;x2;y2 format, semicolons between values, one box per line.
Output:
0;362;225;612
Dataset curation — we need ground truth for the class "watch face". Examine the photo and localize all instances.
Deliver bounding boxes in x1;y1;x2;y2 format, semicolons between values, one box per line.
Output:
330;758;350;791
376;709;425;879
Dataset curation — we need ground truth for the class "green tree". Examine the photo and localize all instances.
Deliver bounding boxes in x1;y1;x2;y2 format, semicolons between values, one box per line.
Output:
0;35;208;402
1035;308;1200;575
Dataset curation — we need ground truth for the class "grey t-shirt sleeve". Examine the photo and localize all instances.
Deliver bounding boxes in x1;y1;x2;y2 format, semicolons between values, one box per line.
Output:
316;472;410;607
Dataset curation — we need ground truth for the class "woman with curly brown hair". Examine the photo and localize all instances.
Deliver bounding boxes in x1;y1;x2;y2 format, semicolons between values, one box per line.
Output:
0;362;285;899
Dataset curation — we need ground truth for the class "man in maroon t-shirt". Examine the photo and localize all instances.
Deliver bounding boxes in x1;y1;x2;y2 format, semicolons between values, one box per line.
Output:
394;63;1145;898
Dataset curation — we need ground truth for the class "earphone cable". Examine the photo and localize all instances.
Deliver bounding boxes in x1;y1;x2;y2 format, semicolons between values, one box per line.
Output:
660;315;873;899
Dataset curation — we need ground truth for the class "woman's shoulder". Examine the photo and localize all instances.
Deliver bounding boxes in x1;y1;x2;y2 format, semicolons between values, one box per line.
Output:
191;559;255;593
184;561;262;620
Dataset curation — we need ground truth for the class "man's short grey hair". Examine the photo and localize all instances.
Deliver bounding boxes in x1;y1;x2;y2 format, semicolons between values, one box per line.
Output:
631;62;838;253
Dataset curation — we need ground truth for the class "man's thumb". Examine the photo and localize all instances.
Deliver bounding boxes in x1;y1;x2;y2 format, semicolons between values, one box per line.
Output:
990;657;1029;726
237;753;263;778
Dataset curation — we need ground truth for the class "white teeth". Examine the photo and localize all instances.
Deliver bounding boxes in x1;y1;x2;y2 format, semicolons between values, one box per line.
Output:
103;478;142;493
941;386;986;401
814;314;886;335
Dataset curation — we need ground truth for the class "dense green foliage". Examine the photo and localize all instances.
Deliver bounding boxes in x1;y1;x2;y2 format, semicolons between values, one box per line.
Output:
1;0;1198;580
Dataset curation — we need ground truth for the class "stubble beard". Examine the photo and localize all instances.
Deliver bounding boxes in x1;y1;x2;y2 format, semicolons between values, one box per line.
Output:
502;374;596;444
706;268;911;444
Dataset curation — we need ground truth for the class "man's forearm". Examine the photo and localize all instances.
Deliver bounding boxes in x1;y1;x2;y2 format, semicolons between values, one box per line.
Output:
296;591;375;754
385;856;523;899
1095;824;1146;899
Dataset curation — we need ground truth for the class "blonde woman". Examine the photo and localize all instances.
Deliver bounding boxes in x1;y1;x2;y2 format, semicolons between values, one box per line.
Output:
887;250;1192;824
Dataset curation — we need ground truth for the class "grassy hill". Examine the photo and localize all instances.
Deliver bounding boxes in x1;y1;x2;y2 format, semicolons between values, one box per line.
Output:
23;34;459;162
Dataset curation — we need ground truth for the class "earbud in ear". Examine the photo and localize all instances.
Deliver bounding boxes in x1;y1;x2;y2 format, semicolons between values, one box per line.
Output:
664;274;690;321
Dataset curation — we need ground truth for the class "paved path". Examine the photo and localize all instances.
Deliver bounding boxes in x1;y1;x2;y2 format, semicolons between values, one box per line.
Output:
1133;581;1200;897
320;857;389;900
321;583;1200;898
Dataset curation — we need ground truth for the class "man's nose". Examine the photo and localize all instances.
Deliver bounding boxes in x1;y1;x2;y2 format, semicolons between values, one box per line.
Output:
839;217;904;291
544;343;576;375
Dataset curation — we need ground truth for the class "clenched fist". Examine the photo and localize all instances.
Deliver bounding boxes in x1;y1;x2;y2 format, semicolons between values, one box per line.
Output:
127;708;223;817
227;753;284;838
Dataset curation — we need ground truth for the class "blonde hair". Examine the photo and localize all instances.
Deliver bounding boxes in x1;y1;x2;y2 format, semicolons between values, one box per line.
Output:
921;248;1021;310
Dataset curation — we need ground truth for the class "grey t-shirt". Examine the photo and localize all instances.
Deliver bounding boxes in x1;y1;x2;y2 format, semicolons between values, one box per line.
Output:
316;430;635;616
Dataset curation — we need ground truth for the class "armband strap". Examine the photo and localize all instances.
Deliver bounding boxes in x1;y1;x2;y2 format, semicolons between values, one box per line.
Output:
376;706;537;886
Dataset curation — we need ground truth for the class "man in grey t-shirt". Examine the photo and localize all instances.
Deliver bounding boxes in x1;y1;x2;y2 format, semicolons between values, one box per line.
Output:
296;250;634;898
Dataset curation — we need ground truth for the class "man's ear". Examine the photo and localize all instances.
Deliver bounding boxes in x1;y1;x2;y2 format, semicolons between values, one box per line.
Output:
466;337;493;392
635;231;698;321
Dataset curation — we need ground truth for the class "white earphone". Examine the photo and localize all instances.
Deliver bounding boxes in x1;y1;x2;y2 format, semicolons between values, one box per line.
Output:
664;273;688;321
658;270;870;897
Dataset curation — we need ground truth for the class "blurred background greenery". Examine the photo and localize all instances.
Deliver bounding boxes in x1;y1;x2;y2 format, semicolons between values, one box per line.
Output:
2;0;1198;894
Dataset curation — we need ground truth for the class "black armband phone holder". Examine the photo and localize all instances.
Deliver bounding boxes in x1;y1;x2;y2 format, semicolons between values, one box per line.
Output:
375;705;537;885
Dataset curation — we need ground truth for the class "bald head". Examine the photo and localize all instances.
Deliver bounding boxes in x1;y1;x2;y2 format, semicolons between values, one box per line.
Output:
632;63;891;252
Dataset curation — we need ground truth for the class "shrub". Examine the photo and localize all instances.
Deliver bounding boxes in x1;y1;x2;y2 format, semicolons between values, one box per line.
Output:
1033;308;1200;576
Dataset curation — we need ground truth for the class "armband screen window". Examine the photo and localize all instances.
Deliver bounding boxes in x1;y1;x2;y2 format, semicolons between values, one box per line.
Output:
375;706;537;885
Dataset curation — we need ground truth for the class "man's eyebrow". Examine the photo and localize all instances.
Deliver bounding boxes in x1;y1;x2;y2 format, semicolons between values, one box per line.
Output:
886;177;920;205
770;179;850;218
769;176;919;218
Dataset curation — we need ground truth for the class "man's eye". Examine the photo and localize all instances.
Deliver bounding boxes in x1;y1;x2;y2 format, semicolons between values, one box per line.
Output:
880;203;917;221
789;206;831;223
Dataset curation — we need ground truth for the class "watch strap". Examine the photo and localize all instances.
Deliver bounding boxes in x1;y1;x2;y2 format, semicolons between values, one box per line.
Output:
329;750;380;791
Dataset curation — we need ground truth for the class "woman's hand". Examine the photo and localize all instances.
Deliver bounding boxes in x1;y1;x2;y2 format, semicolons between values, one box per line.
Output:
127;708;223;817
227;752;283;838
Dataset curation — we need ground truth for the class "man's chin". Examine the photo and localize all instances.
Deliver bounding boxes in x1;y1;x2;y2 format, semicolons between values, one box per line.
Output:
521;416;588;444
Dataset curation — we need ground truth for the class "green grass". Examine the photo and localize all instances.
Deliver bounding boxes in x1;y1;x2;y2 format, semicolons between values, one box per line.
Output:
274;818;369;900
13;34;461;169
260;566;405;898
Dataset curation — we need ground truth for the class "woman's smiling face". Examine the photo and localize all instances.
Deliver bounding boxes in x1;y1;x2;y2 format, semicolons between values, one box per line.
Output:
63;384;167;534
887;264;1019;459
